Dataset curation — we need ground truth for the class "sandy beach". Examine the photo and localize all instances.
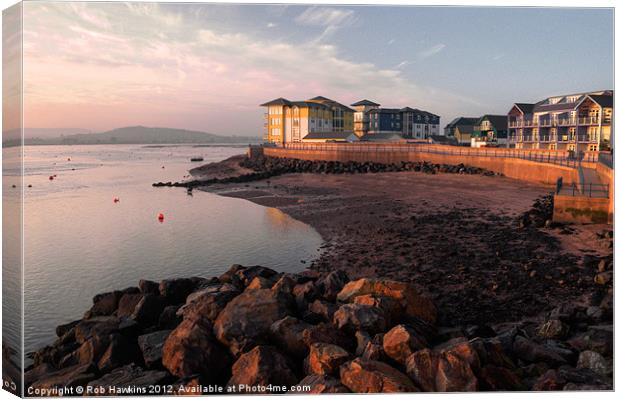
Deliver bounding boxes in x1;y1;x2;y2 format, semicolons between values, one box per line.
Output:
201;169;612;327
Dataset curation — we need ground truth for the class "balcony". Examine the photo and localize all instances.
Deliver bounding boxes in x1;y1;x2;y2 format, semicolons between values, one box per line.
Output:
578;116;601;125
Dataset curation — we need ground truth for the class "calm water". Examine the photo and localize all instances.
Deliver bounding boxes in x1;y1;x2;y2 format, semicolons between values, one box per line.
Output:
3;144;323;355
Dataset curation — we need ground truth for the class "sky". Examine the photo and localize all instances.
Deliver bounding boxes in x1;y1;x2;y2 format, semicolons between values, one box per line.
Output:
15;2;614;136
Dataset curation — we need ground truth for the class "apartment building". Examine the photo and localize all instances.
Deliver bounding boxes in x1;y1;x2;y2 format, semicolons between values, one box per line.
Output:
444;117;478;138
471;115;508;147
507;90;613;152
261;96;354;145
364;106;440;139
351;99;380;137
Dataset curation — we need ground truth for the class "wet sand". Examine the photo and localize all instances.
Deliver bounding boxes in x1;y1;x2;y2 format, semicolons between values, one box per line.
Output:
200;171;611;328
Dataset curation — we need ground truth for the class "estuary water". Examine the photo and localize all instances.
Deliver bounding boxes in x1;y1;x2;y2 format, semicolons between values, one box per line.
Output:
2;144;323;355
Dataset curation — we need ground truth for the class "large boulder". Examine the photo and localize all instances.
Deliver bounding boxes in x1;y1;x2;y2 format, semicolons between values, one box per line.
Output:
333;304;387;335
336;278;436;324
159;278;196;304
131;294;166;326
305;300;338;323
269;316;313;358
162;319;231;382
227;346;297;391
405;348;439;392
316;270;349;301
383;324;428;365
214;288;293;356
304;343;350;376
340;358;418;393
138;330;172;369
117;293;143;318
293;281;319;311
178;284;239;323
513;336;571;366
294;375;350;393
435;351;478;391
353;294;403;326
74;317;120;344
576;350;611;376
87;291;123;318
85;364;170;395
235;266;278;287
301;322;355;353
97;334;138;373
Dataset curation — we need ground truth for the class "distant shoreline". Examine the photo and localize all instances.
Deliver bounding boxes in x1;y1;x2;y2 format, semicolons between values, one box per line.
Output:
3;141;260;148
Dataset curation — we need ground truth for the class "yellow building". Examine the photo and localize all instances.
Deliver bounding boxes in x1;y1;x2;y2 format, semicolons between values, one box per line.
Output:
261;96;354;145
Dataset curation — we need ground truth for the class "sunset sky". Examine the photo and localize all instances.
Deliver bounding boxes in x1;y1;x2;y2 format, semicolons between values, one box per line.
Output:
19;2;613;136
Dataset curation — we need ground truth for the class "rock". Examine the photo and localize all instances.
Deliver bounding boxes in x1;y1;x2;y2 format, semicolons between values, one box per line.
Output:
538;319;569;339
76;334;111;366
405;348;439;392
97;334;138;373
304;343;350;375
30;363;97;391
293;281;319;311
86;364;170;394
158;305;181;330
246;276;273;290
336;278;436;324
361;336;385;361
305;299;338;324
88;291;122;318
383;324;429;365
270;274;297;297
435;350;478;391
159;278;195;304
594;271;612;285
179;284;239;323
478;365;524;391
227;346;297;390
294;375;349;393
235;266;278;287
162;319;231;382
353;294;403;326
301;322;354;352
56;320;80;338
138;279;160;295
464;324;496;339
218;264;246;287
131;294;166;326
316;270;349;301
74;317;120;344
214;288;293;356
513;336;570;366
117;293;143;318
576;350;611;376
138;330;172;368
340;358;418;393
532;369;566;391
333;304;387;335
269;316;313;358
355;331;371;356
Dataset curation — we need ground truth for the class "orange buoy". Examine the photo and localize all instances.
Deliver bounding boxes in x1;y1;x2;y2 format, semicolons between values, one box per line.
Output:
67;157;71;161
157;212;165;222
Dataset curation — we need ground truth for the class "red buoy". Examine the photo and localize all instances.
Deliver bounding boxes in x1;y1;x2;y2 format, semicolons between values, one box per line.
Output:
49;175;54;180
113;197;120;203
157;212;165;222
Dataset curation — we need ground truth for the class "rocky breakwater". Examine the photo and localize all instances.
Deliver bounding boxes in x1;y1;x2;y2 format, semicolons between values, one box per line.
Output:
27;265;612;395
152;155;500;187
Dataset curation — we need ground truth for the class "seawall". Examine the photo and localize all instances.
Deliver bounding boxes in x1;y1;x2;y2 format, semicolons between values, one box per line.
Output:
263;144;580;186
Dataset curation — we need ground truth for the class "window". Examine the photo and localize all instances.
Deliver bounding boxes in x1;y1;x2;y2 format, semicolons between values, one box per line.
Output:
271;128;280;136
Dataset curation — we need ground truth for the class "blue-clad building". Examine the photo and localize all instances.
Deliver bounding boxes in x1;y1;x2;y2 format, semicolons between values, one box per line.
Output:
365;106;440;139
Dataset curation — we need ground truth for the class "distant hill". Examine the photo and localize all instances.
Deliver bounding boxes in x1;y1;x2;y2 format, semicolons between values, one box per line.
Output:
3;126;261;147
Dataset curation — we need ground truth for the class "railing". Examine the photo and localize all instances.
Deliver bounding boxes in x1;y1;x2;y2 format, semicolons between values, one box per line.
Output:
280;142;585;168
564;183;610;198
578;117;601;125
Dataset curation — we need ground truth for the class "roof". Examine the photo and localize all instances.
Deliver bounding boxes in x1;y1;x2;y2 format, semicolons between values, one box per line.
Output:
260;97;291;106
455;125;474;134
587;94;613;108
351;99;380;106
512;103;535;114
477;114;508;131
445;117;478;128
308;96;355;112
308;96;333;101
360;133;404;141
303;131;357;140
